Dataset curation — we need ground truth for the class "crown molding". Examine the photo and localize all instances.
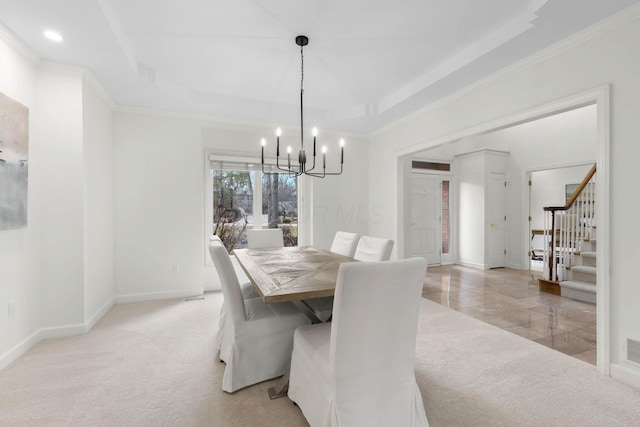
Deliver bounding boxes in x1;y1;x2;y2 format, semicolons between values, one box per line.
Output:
0;22;39;66
372;2;640;137
38;60;116;108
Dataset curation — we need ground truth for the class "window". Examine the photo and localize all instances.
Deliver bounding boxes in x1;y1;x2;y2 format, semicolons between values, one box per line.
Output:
206;156;299;254
441;180;450;254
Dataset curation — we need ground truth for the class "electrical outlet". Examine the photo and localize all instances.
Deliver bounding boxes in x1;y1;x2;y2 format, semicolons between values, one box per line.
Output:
8;302;15;318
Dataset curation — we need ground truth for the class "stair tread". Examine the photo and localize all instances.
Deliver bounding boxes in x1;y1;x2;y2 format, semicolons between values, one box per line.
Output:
571;265;596;274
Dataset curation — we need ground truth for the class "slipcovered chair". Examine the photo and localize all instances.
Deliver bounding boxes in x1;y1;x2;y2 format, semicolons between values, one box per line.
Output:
305;234;393;321
211;237;258;358
288;258;429;427
302;231;360;322
209;242;311;393
247;228;284;249
210;235;254;294
329;231;360;257
353;235;394;262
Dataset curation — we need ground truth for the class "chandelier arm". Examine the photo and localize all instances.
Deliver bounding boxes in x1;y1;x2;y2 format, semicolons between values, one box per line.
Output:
306;152;317;172
306;167;343;177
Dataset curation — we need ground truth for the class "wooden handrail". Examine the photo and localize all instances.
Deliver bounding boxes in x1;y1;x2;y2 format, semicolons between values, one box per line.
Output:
544;164;596;212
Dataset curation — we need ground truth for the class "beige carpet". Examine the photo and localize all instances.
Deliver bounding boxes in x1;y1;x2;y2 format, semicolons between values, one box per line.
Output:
0;293;639;426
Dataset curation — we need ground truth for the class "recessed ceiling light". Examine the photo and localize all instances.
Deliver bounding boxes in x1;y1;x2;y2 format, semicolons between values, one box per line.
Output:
43;30;63;43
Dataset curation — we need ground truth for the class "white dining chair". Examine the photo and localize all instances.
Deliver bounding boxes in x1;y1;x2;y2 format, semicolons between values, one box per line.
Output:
288;257;429;427
301;231;360;322
209;242;311;393
353;235;394;261
247;228;284;249
329;231;360;257
210;238;259;358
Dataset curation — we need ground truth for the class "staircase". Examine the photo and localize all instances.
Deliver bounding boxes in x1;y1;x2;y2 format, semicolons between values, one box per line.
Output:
539;164;597;304
561;237;596;303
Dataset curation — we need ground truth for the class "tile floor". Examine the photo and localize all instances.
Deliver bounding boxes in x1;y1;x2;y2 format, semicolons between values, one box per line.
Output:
422;264;597;365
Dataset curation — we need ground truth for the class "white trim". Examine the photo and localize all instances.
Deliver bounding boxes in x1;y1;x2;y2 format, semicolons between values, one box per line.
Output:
395;85;611;375
611;363;640;391
457;260;487;270
204;150;214;265
85;298;115;332
595;85;611;376
0;299;115;372
0;330;43;371
454;148;510;159
114;288;203;305
82;70;116;108
0;21;40;66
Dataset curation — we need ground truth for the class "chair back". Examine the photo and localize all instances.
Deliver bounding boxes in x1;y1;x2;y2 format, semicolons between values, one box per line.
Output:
329;257;426;424
330;231;360;257
209;242;246;323
353;235;394;261
247;228;284;249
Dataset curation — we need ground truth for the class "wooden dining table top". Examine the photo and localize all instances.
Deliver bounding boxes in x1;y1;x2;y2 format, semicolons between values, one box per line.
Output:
233;246;358;303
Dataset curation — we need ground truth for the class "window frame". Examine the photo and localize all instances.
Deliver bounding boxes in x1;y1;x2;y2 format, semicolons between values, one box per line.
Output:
204;152;306;265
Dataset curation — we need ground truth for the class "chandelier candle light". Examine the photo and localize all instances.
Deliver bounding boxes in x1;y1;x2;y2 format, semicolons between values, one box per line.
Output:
261;35;344;178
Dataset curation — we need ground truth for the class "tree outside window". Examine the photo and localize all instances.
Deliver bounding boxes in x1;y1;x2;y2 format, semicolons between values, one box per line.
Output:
212;166;298;251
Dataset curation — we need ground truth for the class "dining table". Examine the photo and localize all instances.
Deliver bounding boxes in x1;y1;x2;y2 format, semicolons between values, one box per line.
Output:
232;245;358;398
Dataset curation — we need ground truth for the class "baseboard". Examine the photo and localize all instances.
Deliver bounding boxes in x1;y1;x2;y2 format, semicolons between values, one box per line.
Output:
0;322;86;371
1;289;202;372
457;260;486;270
611;362;640;391
84;297;115;332
114;287;204;304
507;262;526;270
0;330;42;371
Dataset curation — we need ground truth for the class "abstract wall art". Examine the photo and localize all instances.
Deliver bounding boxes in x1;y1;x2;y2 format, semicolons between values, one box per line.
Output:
0;91;29;230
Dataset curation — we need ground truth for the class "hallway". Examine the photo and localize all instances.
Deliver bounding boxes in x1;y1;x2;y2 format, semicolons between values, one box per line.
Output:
422;265;597;365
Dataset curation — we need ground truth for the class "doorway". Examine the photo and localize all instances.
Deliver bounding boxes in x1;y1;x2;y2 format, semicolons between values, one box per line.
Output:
410;172;452;265
397;87;609;374
487;172;506;269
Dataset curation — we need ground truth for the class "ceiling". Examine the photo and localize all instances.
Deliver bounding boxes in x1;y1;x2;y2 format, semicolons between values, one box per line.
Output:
0;0;638;134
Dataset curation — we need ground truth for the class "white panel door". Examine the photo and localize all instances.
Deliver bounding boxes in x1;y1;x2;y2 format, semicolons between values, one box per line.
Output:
487;173;506;268
410;174;441;265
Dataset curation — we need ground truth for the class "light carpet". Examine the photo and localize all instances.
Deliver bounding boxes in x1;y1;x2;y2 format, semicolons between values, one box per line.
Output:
0;293;639;426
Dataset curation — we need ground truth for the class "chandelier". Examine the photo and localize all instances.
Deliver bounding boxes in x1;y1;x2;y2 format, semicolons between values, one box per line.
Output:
261;35;344;178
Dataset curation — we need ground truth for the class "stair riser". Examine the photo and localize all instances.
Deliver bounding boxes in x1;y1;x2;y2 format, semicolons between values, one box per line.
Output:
571;270;596;284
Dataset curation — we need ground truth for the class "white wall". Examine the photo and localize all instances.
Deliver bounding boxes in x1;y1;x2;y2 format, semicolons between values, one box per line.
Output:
0;29;116;368
82;75;115;324
114;111;369;296
34;65;85;328
530;164;594;230
369;7;640;382
455;153;486;268
0;28;39;367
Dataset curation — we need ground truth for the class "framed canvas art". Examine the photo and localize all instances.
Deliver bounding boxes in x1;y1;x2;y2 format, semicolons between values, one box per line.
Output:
0;91;29;230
